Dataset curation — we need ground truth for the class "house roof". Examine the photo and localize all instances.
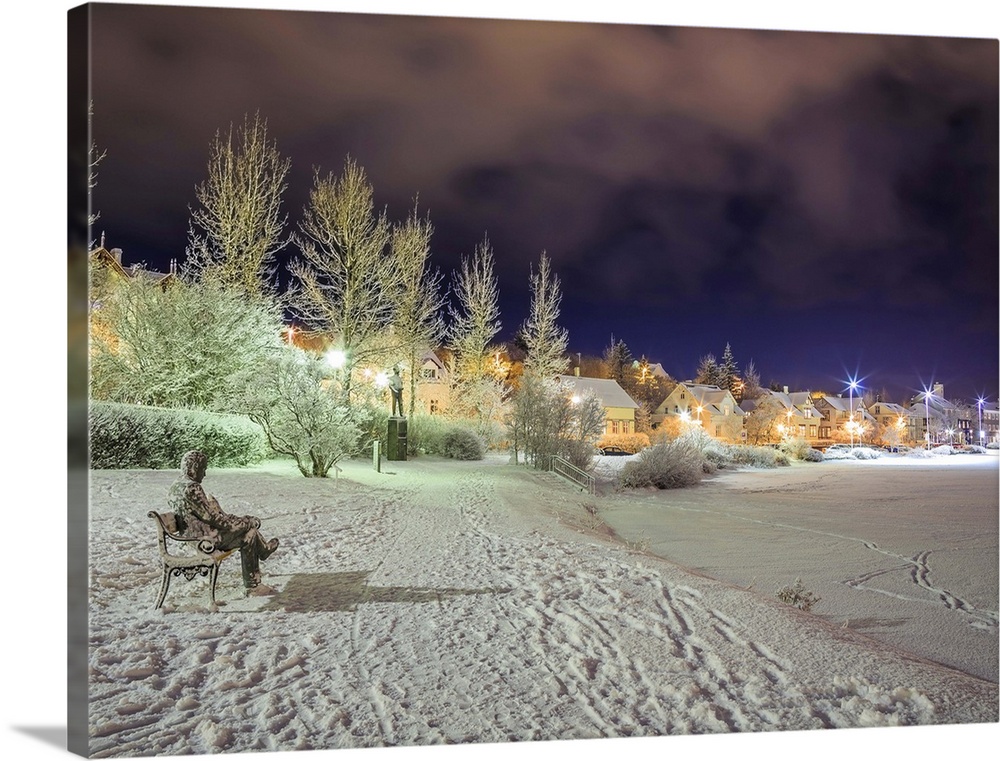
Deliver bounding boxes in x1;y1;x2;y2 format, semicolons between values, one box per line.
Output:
556;375;638;409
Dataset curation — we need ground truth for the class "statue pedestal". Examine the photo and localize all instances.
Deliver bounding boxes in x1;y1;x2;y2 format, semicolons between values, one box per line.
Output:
387;416;407;461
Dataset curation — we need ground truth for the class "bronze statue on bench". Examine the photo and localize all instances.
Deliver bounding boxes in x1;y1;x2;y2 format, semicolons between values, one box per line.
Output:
167;450;279;592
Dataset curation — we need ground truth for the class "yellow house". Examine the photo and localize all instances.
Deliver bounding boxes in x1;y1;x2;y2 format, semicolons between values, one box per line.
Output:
556;375;638;435
652;382;743;441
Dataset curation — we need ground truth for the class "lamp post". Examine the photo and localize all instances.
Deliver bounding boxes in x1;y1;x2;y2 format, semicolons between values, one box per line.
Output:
848;378;859;448
923;386;933;450
977;396;986;446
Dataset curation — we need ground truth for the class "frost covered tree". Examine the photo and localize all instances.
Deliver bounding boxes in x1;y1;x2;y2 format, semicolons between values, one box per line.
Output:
720;343;739;394
88;101;106;228
521;251;569;379
89;274;285;410
446;237;508;440
695;354;722;386
741;359;764;402
239;348;364;477
509;376;604;469
602;337;634;385
391;202;445;417
289;157;399;404
186;112;291;297
448;236;502;381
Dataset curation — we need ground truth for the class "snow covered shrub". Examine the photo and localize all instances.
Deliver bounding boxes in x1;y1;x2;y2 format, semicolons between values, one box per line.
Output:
781;437;814;461
775;578;821;611
987;441;999;450
597;432;650;454
617;438;705;490
90;275;285;410
801;447;824;462
405;414;449;456
440;425;487;460
238;348;364;477
723;444;787;469
851;447;881;460
89;402;268;469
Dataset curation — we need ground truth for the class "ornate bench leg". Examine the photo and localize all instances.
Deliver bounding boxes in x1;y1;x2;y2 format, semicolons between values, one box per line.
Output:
208;564;220;606
155;566;171;609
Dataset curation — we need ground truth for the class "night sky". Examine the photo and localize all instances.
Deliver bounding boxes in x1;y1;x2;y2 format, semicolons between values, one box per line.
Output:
86;1;999;403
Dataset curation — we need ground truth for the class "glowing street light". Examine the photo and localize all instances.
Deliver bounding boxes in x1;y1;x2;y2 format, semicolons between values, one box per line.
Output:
923;386;933;450
977;396;986;445
325;348;346;369
847;377;860;448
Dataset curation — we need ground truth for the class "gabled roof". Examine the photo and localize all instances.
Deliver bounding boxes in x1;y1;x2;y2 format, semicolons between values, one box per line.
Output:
556;375;638;409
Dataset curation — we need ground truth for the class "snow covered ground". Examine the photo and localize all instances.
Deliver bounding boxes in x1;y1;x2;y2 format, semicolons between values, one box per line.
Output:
77;449;997;758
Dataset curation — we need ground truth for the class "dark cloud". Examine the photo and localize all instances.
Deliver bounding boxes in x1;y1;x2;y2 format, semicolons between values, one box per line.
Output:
88;4;998;400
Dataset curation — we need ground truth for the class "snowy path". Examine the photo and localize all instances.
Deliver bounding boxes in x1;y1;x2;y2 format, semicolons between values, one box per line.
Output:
86;458;997;756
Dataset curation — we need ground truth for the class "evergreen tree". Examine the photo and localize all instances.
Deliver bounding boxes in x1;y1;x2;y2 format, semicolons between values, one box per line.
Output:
720;343;739;394
521;252;569;379
603;337;634;385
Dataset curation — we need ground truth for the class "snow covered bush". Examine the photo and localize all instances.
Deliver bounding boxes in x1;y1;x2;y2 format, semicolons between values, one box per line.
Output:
238;348;365;477
441;426;487;460
617;438;705;490
597;432;650;454
90;274;285;410
405;414;449;455
851;447;882;460
781;437;819;461
89;401;268;469
723;444;789;469
776;578;821;611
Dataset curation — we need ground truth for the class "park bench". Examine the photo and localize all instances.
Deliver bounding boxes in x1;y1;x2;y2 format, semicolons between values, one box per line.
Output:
148;510;237;608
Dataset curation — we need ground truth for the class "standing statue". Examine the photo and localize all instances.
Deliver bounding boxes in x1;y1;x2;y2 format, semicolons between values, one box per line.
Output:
388;365;404;417
167;450;279;591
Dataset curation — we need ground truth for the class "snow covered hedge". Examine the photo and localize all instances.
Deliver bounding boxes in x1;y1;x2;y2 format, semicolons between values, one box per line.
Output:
89;401;269;469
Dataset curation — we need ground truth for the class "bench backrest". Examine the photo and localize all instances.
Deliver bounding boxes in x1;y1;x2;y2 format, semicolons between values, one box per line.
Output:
148;510;218;559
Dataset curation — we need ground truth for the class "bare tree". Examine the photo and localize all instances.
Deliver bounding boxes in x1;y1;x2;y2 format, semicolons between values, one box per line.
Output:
88;101;106;229
521;251;569;379
741;359;764;402
289;157;398;404
391;201;445;417
448;236;502;381
186;112;291;296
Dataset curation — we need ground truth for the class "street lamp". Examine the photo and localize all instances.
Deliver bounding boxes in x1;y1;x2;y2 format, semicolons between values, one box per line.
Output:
847;377;860;448
923;386;933;450
977;396;986;446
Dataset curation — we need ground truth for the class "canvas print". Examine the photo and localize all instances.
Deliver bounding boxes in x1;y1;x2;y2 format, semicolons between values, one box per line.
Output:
69;1;998;758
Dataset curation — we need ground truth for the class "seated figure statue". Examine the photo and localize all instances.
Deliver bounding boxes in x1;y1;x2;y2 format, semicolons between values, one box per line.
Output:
167;450;279;591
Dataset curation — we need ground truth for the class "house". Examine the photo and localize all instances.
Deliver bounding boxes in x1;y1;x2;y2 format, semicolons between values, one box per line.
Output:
414;350;451;415
813;393;875;443
980;402;999;446
908;384;972;445
556;375;639;436
89;236;178;295
652;382;743;442
867;400;922;446
742;388;825;444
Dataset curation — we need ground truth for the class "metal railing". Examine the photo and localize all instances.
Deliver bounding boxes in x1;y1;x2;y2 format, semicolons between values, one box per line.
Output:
549;455;596;495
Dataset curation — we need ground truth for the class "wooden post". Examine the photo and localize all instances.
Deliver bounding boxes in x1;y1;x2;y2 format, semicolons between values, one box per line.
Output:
373;440;381;472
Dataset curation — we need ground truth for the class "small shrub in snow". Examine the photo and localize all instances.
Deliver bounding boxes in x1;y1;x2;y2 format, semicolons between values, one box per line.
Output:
617;439;705;490
963;445;987;454
780;437;812;460
850;447;881;460
440;426;487;460
987;441;999;450
775;578;821;611
932;445;955;455
562;439;597;471
801;448;824;462
404;414;449;456
726;444;786;469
